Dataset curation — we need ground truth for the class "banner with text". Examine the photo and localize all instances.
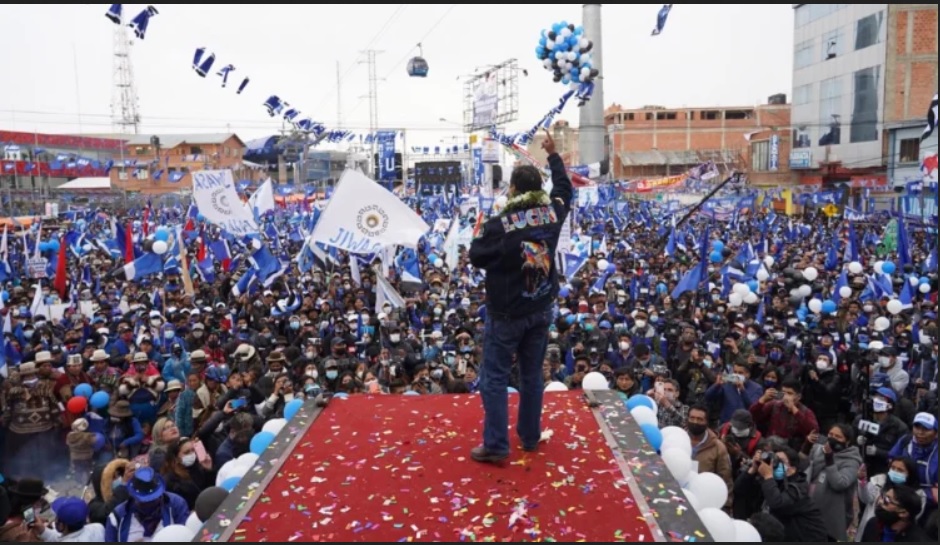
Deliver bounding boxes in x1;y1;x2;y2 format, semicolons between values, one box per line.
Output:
377;131;397;182
192;170;259;236
472;72;498;128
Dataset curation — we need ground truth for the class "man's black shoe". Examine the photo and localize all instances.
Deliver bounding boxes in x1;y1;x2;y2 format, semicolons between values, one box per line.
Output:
471;446;509;463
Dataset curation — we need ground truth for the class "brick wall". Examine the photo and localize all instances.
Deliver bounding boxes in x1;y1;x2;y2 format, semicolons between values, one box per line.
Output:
885;4;938;123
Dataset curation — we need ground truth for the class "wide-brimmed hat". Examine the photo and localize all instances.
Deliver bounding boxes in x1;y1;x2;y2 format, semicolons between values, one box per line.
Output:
110;400;133;418
8;478;47;500
132;352;149;363
127;467;165;503
34;351;53;364
90;349;109;362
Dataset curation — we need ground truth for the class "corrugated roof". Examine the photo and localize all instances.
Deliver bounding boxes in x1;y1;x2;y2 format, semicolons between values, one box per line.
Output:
619;149;739;166
123;133;242;148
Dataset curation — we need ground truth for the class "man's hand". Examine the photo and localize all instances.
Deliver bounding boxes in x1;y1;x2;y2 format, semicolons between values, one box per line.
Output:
541;129;557;156
760;388;777;404
757;459;773;480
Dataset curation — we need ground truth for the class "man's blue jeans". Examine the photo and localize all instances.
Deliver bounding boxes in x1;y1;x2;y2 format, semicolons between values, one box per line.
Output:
479;309;553;454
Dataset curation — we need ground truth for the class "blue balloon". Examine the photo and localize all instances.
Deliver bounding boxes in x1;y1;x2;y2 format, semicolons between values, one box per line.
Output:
38;242;49;252
712;240;724;251
196;213;205;221
92;433;107;451
565;314;576;325
90;391;110;410
559;287;569;298
626;394;656;412
508;387;518;394
283;399;304;420
0;291;8;302
881;261;896;275
154;228;170;242
47;239;60;252
821;300;837;314
640;423;663;451
710;251;723;263
562;76;571;85
575;25;584;35
747;280;759;292
250;431;276;455
221;476;241;492
920;276;930;285
74;384;94;399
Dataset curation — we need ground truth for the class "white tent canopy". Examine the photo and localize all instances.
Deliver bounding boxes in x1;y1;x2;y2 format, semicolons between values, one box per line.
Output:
57;177;112;192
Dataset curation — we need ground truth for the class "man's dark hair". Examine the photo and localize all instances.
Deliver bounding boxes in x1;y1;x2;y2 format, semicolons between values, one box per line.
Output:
509;165;542;194
749;512;786;541
780;377;801;394
688;404;709;419
891;485;924;520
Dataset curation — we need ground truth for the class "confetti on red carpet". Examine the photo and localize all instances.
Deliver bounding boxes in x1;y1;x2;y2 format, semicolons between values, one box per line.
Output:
228;392;650;542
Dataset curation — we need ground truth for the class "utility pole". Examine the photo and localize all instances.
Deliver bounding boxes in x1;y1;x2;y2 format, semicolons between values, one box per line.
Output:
336;61;343;129
359;50;383;177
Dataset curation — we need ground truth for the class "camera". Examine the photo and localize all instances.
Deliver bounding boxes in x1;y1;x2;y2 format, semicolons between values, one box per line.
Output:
760;451;775;465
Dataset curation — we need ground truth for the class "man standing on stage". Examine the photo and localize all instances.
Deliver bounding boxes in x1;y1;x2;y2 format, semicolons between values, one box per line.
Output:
468;130;573;463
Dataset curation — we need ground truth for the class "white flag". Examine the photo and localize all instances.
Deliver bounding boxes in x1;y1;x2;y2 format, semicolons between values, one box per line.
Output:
247;178;276;218
310;169;429;254
192;170;258;236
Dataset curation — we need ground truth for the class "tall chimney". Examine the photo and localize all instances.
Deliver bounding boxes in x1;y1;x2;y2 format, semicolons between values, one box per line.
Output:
578;4;605;167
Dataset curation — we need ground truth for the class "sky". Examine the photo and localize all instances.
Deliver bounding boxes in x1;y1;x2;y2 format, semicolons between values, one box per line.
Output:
0;4;794;149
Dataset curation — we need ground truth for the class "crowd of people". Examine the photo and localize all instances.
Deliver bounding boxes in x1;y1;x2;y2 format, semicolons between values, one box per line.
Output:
0;173;937;541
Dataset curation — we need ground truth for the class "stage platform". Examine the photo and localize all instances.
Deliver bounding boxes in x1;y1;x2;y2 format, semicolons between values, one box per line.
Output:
195;390;712;542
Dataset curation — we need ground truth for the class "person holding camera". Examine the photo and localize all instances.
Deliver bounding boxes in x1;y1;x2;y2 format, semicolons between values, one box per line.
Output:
733;446;829;541
750;378;819;451
855;387;909;478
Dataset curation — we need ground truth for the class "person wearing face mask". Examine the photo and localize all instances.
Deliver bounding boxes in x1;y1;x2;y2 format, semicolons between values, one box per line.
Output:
855;388;910;478
875;347;910;395
734;446;829;542
705;362;764;425
859;485;930;542
161;437;214;510
857;457;926;541
106;401;145;460
104;467;190;541
320;359;341;392
686;405;734;508
1;362;62;480
888;412;939;519
720;409;762;487
803;423;862;541
185;323;207;350
800;352;843;433
28;495;106;541
649;379;688;428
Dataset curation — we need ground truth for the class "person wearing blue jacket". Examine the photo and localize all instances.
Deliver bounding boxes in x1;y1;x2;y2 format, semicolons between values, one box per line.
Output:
105;467;190;541
704;362;763;425
889;412;939;521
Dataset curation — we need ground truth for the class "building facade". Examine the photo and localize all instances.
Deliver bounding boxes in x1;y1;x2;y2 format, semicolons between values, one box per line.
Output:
883;4;937;191
110;133;258;194
789;4;890;189
1;130;124;191
525;120;580;166
604;101;792;185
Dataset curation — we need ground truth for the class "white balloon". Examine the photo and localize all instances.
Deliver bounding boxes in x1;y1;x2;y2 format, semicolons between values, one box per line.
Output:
545;40;555;50
152;240;168;255
734;283;750;296
597;259;609;271
756;269;769;281
763;256;775;268
215;459;241;486
566;51;577;61
544;381;568;392
582;371;609;390
262;418;287;435
848;261;863;274
542;58;553;68
560;27;572;37
681;489;702;512
868;340;885;351
920;283;931;294
910;276;921;286
874;261;884;274
579;37;590;49
732;519;762;541
152;525;196;542
808;298;823;313
555;35;566;45
798;284;812;297
728;293;743;307
580;53;592;64
839;286;852;298
237;452;260;468
660;427;692;455
886;299;902;315
697;507;737;542
687;472;728;510
744;292;758;305
661;448;693;482
185;512;203;531
630;406;658;427
802;266;818;281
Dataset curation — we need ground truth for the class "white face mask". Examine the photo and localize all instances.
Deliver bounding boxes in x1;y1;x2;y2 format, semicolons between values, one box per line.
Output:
306;369;317;378
617;297;627;304
619;341;631;351
878;356;891;367
773;332;786;340
181;453;197;467
747;333;758;342
550;331;559;339
863;305;874;313
389;334;400;343
635;320;647;329
815;359;829;371
787;319;798;327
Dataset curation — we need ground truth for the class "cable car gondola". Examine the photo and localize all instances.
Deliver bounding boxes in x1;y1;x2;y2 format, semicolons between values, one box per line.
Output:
406;43;429;77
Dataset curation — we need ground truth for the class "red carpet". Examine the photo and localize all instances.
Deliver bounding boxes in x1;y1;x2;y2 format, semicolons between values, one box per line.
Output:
230;392;651;542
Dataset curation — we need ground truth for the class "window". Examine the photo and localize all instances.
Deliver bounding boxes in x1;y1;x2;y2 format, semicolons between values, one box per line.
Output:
899;138;920;164
855;12;884;50
725;110;752;120
700;110;720;120
190;146;203;155
796;4;848;28
850;66;880;143
822;28;843;60
751;140;770;171
656;112;677;120
793;126;812;149
626;113;635;121
819;76;843;145
134;147;148;155
794;40;814;69
793;84;813;105
134;169;148;180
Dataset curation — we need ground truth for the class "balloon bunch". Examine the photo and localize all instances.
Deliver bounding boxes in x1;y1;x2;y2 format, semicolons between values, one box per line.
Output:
535;21;599;87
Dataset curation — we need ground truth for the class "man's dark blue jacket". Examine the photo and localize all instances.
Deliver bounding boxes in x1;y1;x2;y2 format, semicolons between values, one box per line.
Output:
469;154;573;318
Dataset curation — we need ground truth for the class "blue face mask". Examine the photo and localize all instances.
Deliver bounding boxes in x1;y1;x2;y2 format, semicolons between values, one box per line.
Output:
773;464;786;481
164;330;175;339
887;470;907;485
326;370;338;380
290;322;300;330
363;326;375;335
583;324;594;332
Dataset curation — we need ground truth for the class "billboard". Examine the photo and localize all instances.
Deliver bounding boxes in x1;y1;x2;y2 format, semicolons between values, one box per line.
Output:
463;59;520;131
415;161;461;193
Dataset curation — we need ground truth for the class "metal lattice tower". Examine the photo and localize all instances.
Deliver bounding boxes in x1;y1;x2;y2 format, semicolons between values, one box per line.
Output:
360;50;383;134
111;22;141;134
